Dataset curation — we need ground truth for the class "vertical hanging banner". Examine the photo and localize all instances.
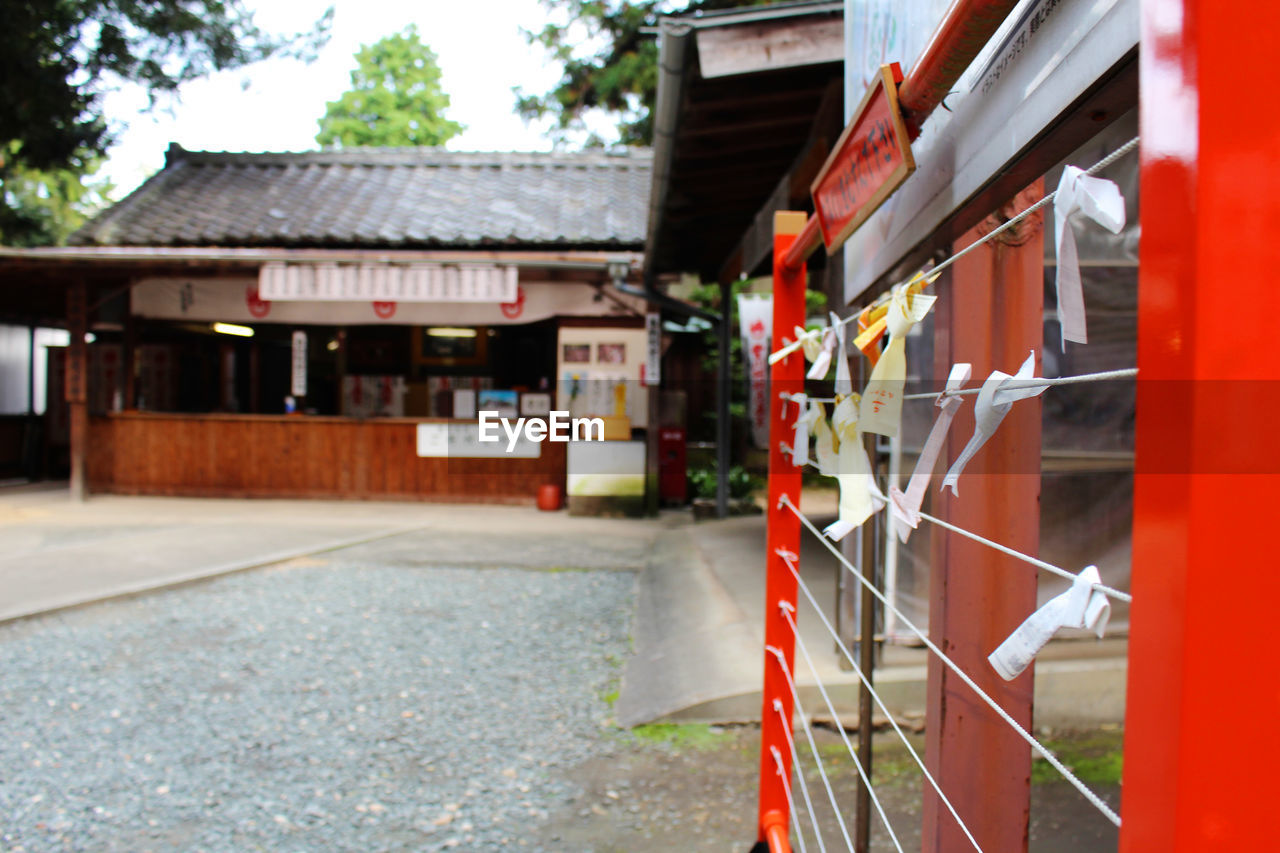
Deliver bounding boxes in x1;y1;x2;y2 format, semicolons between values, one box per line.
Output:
644;313;662;386
291;330;308;397
737;294;773;449
811;63;916;254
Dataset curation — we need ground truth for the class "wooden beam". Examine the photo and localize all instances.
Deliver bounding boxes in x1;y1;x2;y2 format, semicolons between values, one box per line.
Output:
66;281;88;502
696;16;842;79
718;79;844;282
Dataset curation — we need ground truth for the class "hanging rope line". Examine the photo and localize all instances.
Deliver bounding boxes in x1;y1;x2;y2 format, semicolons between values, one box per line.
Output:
771;744;815;853
769;136;1140;365
778;495;1123;827
777;443;1130;602
767;651;863;853
774;550;985;852
915;509;1132;602
900;367;1138;400
769;623;906;853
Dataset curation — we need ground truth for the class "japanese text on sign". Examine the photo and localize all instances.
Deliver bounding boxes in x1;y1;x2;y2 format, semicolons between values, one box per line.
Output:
811;64;915;254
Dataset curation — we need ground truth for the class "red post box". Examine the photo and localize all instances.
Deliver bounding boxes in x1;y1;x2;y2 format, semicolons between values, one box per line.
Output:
658;427;687;503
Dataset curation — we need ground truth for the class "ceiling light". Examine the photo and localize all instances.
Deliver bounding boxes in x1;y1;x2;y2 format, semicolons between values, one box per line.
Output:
426;327;477;338
212;322;254;337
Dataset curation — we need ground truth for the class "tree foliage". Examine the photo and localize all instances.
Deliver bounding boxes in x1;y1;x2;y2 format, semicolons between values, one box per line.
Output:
0;0;332;245
515;0;763;147
316;25;463;148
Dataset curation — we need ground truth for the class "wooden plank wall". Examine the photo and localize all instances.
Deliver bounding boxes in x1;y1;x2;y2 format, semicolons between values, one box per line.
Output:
88;414;566;503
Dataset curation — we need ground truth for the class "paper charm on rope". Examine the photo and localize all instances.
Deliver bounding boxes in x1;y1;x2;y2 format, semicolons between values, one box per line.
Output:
787;393;821;467
1053;166;1126;348
861;285;937;437
829;312;854;396
823;394;884;541
889;363;972;542
767;326;820;367
805;326;836;380
989;565;1111;680
941;351;1049;496
812;403;837;476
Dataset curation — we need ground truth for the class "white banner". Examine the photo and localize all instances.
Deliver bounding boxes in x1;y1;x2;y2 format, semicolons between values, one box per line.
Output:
131;277;643;326
644;313;661;386
259;262;518;303
737;294;773;449
290;331;307;397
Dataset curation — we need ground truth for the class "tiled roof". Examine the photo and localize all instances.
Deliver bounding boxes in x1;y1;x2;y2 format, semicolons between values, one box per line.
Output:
71;145;652;249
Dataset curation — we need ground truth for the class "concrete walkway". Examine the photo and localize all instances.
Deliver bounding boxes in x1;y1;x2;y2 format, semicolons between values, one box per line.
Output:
0;483;1125;728
0;483;666;623
617;492;1128;729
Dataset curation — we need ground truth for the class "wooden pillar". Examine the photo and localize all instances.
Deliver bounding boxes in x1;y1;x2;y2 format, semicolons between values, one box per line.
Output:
122;287;137;410
1120;0;1280;848
923;184;1044;852
66;281;89;501
755;211;809;846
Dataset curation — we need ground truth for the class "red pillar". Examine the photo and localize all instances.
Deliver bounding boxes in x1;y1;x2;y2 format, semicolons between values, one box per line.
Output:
755;211;808;848
923;187;1043;852
1121;0;1280;848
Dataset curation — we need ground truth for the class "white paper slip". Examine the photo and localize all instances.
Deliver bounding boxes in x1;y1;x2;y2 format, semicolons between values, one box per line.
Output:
942;351;1047;496
988;565;1112;681
1053;166;1126;349
889;363;971;542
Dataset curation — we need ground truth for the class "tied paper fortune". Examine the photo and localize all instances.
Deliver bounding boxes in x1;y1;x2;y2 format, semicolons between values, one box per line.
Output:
805;326;836;381
941;351;1049;496
829;311;854;396
822;394;884;541
812;403;837;476
988;565;1111;681
889;362;972;542
1053;166;1126;348
787;393;820;468
861;285;937;437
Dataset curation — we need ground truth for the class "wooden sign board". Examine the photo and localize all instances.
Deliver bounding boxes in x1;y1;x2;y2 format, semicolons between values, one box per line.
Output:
810;63;915;255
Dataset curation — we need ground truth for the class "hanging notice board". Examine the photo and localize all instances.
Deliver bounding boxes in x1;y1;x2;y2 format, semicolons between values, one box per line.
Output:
811;63;915;255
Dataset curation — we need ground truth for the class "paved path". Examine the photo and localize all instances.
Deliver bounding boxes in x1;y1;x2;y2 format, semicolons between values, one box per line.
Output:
0;483;664;623
0;483;1125;727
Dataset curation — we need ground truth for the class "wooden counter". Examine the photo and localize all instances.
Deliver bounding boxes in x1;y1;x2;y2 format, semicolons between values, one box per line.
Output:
88;412;566;503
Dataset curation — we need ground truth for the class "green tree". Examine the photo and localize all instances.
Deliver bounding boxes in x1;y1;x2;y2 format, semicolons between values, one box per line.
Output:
316;26;463;148
0;0;332;245
515;0;763;147
1;144;115;247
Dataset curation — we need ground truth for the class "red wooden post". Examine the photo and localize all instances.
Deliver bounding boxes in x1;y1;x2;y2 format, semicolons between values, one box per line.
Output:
1121;0;1280;848
756;211;809;849
923;188;1043;852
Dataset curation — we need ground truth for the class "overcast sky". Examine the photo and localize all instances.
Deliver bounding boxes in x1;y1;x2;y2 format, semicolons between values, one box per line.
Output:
99;0;583;196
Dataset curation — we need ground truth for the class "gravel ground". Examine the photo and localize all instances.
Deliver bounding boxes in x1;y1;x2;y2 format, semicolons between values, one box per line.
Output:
0;558;635;851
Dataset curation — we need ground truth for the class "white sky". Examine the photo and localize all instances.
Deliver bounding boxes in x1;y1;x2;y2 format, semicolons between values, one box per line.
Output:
99;0;586;197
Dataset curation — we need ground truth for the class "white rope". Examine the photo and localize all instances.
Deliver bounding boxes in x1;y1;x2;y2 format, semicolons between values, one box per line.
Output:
774;607;908;853
768;652;859;853
771;744;815;853
772;555;983;853
901;367;1138;401
776;451;1129;602
778;495;1123;827
916;510;1132;603
769;136;1140;363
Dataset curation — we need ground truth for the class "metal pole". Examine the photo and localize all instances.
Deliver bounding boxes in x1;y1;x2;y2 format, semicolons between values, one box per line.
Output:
854;431;878;853
716;278;732;518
